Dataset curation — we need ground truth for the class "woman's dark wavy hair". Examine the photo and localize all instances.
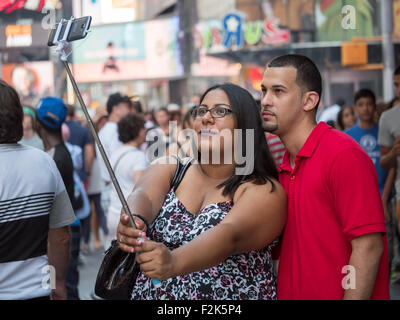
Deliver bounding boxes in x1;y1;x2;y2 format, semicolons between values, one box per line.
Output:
0;80;23;143
198;83;278;199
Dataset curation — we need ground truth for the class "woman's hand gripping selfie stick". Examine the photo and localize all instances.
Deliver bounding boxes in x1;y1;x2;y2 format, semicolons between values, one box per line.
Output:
51;17;161;287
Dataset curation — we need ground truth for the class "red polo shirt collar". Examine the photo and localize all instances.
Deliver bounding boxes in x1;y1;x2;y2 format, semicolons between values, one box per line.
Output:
279;122;331;173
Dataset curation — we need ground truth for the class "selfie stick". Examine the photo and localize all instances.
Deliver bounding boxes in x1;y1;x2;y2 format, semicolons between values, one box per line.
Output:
52;18;162;288
52;18;138;231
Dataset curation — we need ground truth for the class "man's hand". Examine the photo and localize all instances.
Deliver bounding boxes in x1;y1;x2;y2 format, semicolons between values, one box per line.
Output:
117;213;147;253
51;282;67;300
135;240;177;281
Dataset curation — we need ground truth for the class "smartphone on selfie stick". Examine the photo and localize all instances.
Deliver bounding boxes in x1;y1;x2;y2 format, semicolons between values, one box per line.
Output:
47;16;138;231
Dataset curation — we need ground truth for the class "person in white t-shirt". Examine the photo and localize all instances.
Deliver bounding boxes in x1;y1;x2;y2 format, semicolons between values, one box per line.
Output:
97;93;133;183
97;93;133;217
107;114;148;238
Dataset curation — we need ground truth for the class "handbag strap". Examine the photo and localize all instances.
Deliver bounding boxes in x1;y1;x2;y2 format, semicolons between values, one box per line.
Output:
170;155;193;190
112;148;136;172
124;155;192;235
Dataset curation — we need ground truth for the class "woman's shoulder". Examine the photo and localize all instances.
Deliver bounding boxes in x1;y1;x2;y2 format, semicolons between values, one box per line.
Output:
233;178;286;205
147;155;181;175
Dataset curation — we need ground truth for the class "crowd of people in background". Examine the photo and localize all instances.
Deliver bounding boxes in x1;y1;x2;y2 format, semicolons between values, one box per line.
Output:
316;67;400;281
1;55;400;300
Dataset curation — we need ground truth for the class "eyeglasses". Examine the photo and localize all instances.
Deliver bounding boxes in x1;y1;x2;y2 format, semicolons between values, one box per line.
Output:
191;104;233;119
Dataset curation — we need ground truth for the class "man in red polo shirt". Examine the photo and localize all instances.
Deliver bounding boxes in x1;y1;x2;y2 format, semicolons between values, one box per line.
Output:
261;54;389;299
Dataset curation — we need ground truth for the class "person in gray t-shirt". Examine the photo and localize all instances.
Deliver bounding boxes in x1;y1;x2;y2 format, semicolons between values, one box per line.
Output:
378;66;400;243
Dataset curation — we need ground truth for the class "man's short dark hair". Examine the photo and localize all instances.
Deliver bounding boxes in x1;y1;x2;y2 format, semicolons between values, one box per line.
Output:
118;114;145;143
0;80;23;143
354;88;376;105
267;54;322;109
106;93;131;115
394;65;400;76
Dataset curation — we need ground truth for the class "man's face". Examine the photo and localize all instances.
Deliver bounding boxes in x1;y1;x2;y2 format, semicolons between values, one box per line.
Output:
260;66;304;136
354;96;375;123
115;102;131;119
394;74;400;99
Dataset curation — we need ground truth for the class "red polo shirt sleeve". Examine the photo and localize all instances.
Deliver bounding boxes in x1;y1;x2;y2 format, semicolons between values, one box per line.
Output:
329;147;386;242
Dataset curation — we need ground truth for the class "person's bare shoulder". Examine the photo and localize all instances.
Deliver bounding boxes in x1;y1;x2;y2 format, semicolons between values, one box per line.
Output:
133;155;178;191
233;178;286;205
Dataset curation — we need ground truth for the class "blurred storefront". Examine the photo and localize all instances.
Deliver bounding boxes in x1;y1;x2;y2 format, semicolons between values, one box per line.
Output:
71;0;240;111
195;0;400;107
3;0;398;110
0;0;72;106
71;15;185;110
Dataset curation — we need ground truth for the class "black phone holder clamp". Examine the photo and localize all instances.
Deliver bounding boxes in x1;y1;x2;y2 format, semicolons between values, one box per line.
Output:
53;17;75;61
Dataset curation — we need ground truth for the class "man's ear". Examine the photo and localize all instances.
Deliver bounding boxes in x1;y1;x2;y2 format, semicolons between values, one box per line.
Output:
302;91;320;112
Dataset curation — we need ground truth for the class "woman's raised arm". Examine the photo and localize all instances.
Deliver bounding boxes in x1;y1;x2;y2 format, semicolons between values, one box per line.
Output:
136;180;287;280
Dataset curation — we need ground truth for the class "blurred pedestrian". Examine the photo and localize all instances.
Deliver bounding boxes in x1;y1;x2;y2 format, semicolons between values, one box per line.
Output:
131;99;143;115
379;65;400;273
345;89;388;194
86;114;110;252
261;54;389;299
97;93;132;218
318;98;345;127
146;108;177;158
144;110;156;129
117;83;287;300
266;133;286;167
65;104;95;253
97;93;132;183
20;105;44;150
65;104;94;187
167;103;182;128
107;114;148;239
166;108;195;158
336;105;356;131
189;93;201;106
345;89;397;275
35;97;80;300
0;81;75;300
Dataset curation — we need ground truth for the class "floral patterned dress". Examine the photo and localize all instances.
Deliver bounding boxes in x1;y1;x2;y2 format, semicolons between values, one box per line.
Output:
131;187;277;300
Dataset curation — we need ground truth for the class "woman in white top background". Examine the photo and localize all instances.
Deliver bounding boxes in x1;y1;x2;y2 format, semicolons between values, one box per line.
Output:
107;114;148;239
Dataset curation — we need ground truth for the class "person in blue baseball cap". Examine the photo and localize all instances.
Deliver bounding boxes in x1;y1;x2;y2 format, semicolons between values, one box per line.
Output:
36;96;81;299
36;97;67;131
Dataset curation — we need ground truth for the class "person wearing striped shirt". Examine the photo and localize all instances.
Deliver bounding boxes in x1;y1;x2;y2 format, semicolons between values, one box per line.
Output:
0;81;76;300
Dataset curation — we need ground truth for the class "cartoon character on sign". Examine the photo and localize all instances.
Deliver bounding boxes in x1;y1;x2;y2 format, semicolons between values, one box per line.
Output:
103;42;120;73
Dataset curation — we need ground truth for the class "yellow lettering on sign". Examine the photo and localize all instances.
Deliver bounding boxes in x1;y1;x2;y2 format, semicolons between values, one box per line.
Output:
5;25;32;37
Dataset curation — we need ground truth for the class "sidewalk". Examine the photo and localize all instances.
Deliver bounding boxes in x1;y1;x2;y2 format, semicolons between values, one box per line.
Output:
77;249;400;300
78;249;104;300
